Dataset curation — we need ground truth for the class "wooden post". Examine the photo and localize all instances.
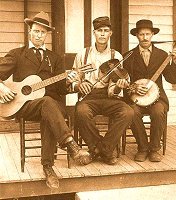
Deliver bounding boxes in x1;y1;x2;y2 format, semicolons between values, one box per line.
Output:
110;0;129;54
24;0;28;45
84;0;92;47
51;0;65;59
173;0;176;41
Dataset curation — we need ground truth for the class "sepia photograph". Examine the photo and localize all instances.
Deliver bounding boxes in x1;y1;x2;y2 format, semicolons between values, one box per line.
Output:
0;0;176;199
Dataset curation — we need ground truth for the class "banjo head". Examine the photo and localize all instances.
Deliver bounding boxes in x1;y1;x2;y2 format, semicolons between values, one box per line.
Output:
130;79;160;107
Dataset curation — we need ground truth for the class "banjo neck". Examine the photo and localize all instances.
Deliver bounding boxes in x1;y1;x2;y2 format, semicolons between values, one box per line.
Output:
144;53;173;89
150;53;173;83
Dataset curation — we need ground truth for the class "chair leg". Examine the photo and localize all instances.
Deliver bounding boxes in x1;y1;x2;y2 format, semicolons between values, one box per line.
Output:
116;144;121;158
20;118;25;172
74;123;83;148
162;115;167;155
163;126;167;155
67;149;71;168
54;146;58;160
74;126;79;144
122;131;126;155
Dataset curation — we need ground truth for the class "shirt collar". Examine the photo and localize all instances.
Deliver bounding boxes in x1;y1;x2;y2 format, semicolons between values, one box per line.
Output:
28;40;46;51
92;43;111;54
139;45;152;54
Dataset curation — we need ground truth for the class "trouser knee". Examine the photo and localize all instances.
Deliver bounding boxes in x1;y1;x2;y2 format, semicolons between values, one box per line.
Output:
75;104;91;121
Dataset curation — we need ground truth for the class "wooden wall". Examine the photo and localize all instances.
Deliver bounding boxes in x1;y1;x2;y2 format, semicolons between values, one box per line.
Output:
0;0;24;57
129;0;173;52
0;0;52;57
129;0;176;124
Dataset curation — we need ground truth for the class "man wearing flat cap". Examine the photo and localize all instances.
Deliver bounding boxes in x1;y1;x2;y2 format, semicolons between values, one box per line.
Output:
70;16;134;165
123;19;176;162
0;11;91;189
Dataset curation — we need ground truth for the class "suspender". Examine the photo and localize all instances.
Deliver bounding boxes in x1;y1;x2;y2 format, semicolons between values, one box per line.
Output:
111;49;115;60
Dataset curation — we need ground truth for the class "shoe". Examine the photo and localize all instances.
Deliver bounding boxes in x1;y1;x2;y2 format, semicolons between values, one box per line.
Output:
66;139;92;165
88;147;101;161
134;151;148;162
101;155;118;165
43;164;59;189
100;149;118;165
148;151;162;162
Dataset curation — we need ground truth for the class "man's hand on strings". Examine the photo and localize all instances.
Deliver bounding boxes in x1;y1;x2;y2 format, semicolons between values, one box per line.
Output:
77;81;93;95
116;79;129;89
0;83;16;103
66;70;80;84
134;84;148;96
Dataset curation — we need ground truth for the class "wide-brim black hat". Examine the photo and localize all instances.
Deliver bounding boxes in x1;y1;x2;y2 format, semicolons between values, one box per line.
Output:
24;11;55;31
130;19;160;36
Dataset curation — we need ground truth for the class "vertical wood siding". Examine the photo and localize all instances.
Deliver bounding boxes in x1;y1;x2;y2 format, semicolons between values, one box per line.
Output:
129;0;176;124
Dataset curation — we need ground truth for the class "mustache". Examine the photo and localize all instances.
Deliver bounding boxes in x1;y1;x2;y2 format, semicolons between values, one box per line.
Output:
141;40;149;42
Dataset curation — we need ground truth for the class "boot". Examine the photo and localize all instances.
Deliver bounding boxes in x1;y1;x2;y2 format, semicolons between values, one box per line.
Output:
100;149;118;165
65;138;92;165
43;164;60;189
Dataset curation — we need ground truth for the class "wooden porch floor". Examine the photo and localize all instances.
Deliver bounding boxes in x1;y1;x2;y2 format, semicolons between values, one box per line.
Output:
0;126;176;199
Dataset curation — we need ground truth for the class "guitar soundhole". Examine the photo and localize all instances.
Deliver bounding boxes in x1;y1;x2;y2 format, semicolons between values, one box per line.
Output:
21;85;32;95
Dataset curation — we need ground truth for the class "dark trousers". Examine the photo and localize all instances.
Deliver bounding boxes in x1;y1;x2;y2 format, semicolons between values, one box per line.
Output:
130;102;167;152
16;96;72;166
75;98;134;157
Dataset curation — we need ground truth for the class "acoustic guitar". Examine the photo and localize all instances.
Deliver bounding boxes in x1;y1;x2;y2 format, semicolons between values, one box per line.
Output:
130;53;173;107
0;72;67;118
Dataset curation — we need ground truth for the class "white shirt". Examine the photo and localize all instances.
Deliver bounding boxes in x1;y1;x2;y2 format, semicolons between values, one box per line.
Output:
72;44;124;97
28;40;46;60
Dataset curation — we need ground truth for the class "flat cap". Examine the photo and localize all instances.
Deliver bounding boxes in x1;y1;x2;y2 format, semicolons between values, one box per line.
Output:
93;16;111;30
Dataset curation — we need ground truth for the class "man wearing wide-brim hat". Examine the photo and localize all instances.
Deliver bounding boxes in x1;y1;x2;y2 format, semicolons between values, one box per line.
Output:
130;19;159;36
24;11;55;31
123;19;176;162
0;11;92;189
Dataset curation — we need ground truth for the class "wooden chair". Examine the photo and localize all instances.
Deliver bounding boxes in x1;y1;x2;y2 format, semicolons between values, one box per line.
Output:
19;117;71;172
74;115;121;157
121;114;167;155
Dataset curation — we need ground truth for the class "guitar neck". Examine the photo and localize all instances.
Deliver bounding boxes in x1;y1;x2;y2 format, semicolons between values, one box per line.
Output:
151;54;173;82
31;72;66;91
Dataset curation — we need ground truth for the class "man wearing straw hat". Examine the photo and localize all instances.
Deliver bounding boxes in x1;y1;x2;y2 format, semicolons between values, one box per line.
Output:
123;19;176;162
0;11;91;189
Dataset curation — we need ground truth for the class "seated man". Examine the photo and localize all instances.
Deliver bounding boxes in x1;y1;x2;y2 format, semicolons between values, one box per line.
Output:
0;11;91;189
123;19;176;162
71;16;134;165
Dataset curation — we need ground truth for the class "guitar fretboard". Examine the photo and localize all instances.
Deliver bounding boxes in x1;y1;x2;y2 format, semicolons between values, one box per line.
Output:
31;72;66;91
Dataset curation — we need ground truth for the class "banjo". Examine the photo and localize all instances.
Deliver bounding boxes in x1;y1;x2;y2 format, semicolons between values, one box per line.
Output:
130;53;173;107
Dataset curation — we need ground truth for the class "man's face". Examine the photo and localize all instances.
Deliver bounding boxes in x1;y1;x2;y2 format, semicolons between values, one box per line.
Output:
29;23;48;48
136;28;154;49
93;26;112;45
